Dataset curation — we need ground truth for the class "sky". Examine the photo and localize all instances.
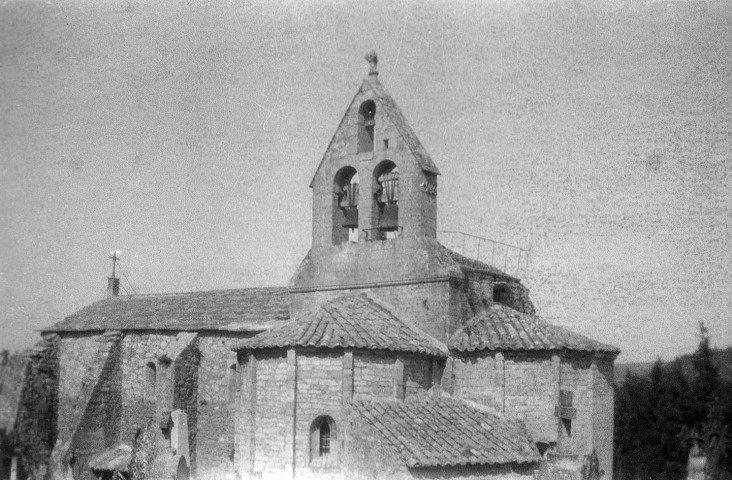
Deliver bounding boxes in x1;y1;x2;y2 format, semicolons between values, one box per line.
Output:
1;0;731;362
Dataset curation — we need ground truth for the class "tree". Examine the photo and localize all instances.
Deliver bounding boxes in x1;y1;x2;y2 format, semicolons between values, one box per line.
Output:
614;324;729;480
691;323;720;427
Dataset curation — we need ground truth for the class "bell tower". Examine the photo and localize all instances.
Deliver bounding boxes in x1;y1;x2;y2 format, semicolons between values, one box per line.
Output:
290;52;467;342
308;51;440;250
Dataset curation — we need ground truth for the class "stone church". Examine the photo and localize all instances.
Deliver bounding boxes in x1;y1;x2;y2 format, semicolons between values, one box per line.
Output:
2;53;618;480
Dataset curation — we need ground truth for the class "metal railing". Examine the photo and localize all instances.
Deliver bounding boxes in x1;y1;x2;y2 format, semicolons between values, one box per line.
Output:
437;230;529;278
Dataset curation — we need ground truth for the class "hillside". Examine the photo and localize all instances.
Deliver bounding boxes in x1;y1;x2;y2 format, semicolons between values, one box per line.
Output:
615;346;732;385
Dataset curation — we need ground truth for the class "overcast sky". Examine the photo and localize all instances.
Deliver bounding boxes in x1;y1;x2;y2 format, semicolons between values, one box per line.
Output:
1;0;730;362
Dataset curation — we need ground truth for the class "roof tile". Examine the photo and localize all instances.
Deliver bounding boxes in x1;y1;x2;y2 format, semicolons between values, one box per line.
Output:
43;288;290;333
351;397;540;467
449;304;619;354
234;294;448;357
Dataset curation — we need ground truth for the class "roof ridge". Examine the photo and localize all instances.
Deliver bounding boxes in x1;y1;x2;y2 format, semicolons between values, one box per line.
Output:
365;76;440;175
113;286;288;299
309;79;372;188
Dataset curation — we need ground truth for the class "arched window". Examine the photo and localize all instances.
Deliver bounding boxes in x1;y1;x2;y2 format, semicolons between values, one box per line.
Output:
310;416;336;463
145;362;156;400
372;161;399;240
357;100;376;153
332;167;359;245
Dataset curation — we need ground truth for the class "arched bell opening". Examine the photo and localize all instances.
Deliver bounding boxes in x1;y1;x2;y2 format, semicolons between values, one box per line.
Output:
372;161;399;240
332;167;359;245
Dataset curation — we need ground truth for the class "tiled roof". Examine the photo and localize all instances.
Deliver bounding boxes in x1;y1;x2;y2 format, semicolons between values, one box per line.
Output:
43;288;290;333
88;444;132;472
352;397;540;467
367;77;440;175
449;304;619;354
234;294;448;357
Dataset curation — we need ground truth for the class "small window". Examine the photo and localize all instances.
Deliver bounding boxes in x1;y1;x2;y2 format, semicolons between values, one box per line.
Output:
145;362;156;400
493;284;512;306
310;416;336;463
358;101;376;153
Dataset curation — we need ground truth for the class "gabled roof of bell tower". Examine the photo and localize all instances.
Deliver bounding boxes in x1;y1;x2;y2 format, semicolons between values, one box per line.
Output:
310;52;440;187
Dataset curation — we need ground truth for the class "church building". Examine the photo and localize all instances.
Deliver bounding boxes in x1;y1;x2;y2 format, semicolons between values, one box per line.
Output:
3;52;618;480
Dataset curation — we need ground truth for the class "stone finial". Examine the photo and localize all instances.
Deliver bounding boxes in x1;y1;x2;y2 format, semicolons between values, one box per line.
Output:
365;50;378;76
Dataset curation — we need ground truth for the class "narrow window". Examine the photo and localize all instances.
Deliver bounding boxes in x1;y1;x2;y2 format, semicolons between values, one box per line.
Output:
319;421;331;455
357;100;376;153
227;363;239;403
145;362;156;400
310;416;336;463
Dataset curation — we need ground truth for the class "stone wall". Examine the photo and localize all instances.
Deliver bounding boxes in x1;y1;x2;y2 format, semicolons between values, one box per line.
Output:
173;340;200;475
52;331;121;479
559;355;594;456
403;355;432;399
70;336;123;480
234;347;443;479
293;352;343;479
591;357;614;480
309;81;437;249
55;334;103;453
452;350;610;452
503;352;558;444
120;331;176;455
195;333;249;480
452;352;504;414
353;352;394;400
234;350;289;478
12;335;59;479
0;351;28;434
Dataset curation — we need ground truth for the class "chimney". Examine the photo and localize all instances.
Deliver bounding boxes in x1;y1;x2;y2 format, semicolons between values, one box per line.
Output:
106;277;120;298
106;250;122;298
365;50;378;76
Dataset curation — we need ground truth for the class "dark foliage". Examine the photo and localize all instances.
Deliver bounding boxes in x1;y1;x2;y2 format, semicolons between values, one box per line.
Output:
614;324;731;480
